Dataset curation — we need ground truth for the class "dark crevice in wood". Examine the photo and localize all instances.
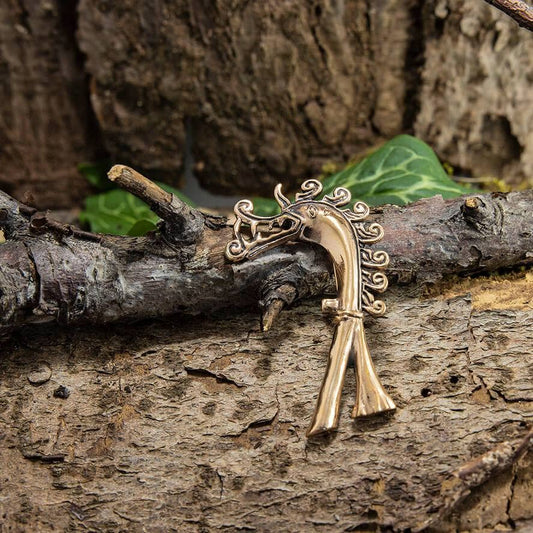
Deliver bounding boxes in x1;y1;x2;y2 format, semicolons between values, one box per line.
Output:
184;366;243;389
402;0;426;131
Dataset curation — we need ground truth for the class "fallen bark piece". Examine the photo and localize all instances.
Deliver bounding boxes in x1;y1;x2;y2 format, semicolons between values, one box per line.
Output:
417;429;533;531
0;167;531;334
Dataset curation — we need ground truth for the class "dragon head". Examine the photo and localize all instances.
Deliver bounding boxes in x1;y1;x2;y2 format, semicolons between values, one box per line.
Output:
225;183;305;261
225;179;364;261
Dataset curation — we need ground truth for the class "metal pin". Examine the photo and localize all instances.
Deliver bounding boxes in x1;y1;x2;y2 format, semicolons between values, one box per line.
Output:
226;180;395;436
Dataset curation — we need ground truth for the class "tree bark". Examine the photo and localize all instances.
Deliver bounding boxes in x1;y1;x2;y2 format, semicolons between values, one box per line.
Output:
415;0;533;188
76;0;533;196
0;277;531;531
2;1;531;209
0;170;531;334
0;0;101;209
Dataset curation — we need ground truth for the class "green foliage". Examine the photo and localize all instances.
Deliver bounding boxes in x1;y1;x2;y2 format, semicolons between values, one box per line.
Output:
252;135;476;216
79;136;476;235
78;161;114;191
79;181;195;236
247;197;283;218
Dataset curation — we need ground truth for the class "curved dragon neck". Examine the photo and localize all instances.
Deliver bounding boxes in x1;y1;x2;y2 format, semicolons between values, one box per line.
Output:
302;206;361;313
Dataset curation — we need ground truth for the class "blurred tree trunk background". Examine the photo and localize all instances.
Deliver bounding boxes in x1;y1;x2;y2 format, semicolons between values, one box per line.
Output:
0;0;531;209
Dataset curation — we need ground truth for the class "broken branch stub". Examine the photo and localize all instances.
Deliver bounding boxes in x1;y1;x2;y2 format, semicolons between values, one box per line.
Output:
108;164;204;243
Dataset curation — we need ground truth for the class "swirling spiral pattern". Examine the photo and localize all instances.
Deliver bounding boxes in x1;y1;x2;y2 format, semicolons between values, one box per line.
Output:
294;179;323;202
323;187;351;207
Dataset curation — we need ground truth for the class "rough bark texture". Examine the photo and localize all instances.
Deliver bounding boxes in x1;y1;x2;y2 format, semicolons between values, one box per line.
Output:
76;0;533;196
1;1;531;208
0;277;531;531
1;186;532;333
415;0;533;187
0;0;100;209
77;0;382;192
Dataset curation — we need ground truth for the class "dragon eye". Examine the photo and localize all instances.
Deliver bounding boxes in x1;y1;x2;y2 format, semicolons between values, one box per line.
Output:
307;205;317;218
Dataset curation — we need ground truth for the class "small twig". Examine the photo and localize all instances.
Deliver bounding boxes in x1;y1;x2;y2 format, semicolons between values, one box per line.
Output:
260;283;298;332
261;300;285;332
29;212;101;242
108;165;172;214
108;165;204;243
483;0;533;30
416;428;533;531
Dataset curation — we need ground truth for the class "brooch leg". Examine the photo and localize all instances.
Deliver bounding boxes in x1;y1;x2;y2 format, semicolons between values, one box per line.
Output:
308;312;396;437
351;319;396;418
307;316;355;437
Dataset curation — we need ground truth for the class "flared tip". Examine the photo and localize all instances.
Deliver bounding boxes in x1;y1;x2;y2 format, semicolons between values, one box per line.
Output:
306;423;337;438
351;398;396;419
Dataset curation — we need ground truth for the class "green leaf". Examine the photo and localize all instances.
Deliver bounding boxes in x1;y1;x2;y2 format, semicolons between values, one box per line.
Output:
321;135;475;206
249;196;280;217
78;161;113;191
127;219;158;236
79;181;195;236
79;189;155;235
252;135;476;215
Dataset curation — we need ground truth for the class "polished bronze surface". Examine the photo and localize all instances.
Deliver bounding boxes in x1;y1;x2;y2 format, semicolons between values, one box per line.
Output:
226;180;395;436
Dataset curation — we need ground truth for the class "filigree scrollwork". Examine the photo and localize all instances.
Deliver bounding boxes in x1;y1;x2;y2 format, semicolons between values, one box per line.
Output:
345;201;371;222
361;270;388;293
361;288;387;316
226;195;302;261
353;222;384;244
294;179;323;202
323;187;351;207
360;248;390;269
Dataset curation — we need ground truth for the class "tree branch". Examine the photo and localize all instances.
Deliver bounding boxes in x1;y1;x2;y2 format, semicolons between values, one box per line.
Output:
108;164;203;243
0;167;531;335
483;0;533;31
